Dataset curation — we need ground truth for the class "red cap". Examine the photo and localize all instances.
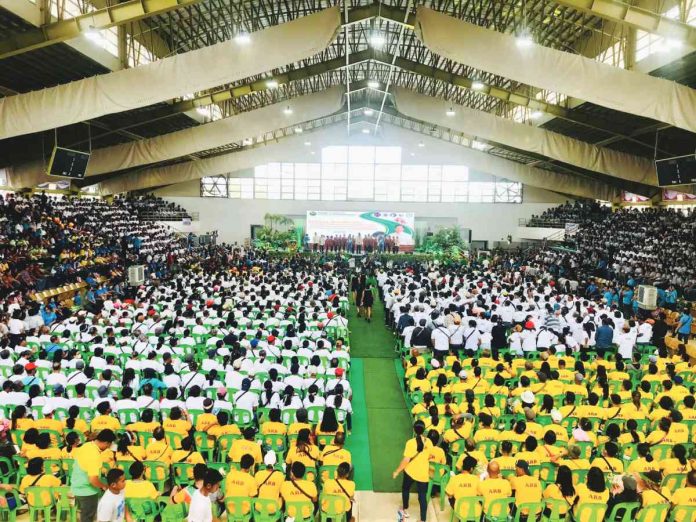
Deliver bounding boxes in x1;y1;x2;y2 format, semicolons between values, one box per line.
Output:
25;362;37;371
335;368;344;377
524;321;535;330
267;335;276;343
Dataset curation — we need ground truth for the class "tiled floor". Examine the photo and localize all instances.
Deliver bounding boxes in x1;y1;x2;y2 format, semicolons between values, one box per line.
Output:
354;491;453;522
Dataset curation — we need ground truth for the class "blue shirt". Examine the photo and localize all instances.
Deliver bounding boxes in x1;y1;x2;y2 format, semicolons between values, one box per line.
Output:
622;290;634;305
678;314;693;335
665;290;678;304
595;325;614;348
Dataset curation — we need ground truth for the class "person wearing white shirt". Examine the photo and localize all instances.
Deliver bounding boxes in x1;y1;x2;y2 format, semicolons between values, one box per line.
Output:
636;320;653;345
431;322;450;356
508;327;523;355
617;326;636;360
462;320;481;354
187;470;223;522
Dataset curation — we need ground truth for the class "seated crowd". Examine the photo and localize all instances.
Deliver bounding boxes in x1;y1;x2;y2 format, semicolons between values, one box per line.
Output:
380;263;696;522
0;232;358;521
527;201;607;229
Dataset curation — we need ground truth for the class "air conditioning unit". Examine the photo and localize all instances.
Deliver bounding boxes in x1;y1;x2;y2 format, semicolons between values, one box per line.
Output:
637;285;658;310
127;265;146;286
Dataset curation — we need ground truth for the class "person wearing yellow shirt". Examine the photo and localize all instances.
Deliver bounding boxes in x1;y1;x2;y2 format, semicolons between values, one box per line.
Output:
315;408;344;439
618;419;645;447
63;406;89;435
90;401;121;433
626;443;657;474
478;461;512;518
645;418;675;446
20;457;62;508
574;394;606;420
564;376;589;399
285;429;320;476
393;421;432;522
542;465;576;518
636;470;672;509
666;411;690;444
225;454;259;515
659;444;690;476
523;410;545;440
590;442;624;475
671;470;696;507
171;436;206;466
195;399;219;433
162;407;192;436
509;460;542;518
26;432;62;474
320;432;352;470
493;441;517;473
445;456;482;518
321;462;355;521
558;392;580;419
422;407;446;434
409;369;431;394
229;427;263;466
427;431;447;482
473;413;499;444
70;429;116;522
124;461;159;500
255;451;284;504
558;445;591;472
516;436;544;467
207;411;241;440
260;408;287;449
113;433;147;464
288;409;312;437
454;439;488;473
145;426;173;465
681;396;696;421
546;410;569;442
537;431;566;464
34;405;63;444
280;462;317;519
574;467;609;522
497;420;528;444
126;409;160;434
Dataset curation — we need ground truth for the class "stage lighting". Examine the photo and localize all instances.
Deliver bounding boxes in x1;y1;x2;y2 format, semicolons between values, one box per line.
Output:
266;79;279;89
294;127;303;134
367;80;380;89
362;128;370;134
363;108;374;116
446;107;456;117
530;110;543;120
284;106;293;115
471;81;485;91
370;33;386;48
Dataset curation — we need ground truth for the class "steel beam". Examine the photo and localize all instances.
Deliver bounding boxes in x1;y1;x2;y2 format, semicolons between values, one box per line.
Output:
0;0;207;60
554;0;696;47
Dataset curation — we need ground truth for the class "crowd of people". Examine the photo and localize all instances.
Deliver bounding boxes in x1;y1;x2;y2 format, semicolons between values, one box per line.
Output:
0;253;358;522
379;262;695;522
527;203;696;294
307;233;402;254
527;201;608;229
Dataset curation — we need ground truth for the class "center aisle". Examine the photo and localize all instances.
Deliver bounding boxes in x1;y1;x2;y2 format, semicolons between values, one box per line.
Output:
348;291;412;493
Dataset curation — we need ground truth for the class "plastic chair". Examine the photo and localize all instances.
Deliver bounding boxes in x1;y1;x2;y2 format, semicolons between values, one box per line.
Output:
25;486;54;522
450;496;483;522
539;498;566;522
483;496;514;522
54;486;77;522
281;409;298;425
319;465;338;483
216;434;240;460
0;487;20;522
232;409;254;428
575;442;593;459
319;494;350;522
574;503;607;522
477;440;499;460
0;457;15;485
252;498;282;522
306;406;325;425
635;503;670;522
511;501;543;522
142;461;170;493
225;496;253;522
164;431;184;449
160;502;188;522
126;498;162;522
651;444;672;461
118;408;140;425
661;473;686;493
172;462;195;486
605;502;640;522
193;431;215;461
570;469;588;485
427;462;450;511
285;500;315;522
316;434;335;448
668;505;696;522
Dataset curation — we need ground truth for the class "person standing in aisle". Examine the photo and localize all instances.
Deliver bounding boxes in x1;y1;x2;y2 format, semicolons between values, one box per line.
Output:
393;421;432;522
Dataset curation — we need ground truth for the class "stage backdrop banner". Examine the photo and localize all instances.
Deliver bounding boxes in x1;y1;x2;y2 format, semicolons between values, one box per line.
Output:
306;210;415;247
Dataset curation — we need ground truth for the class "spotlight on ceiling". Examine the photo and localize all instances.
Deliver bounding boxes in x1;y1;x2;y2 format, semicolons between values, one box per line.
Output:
367;80;380;89
84;27;103;42
362;128;371;134
446;107;456;117
516;33;534;48
266;79;279;89
370;33;386;47
530;110;543;120
471;81;485;91
363;108;374;116
294;126;303;134
234;32;251;45
283;106;293;115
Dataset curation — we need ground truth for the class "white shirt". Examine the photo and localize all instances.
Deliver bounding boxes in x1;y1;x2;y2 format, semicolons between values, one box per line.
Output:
431;327;450;353
97;490;126;522
188;490;213;522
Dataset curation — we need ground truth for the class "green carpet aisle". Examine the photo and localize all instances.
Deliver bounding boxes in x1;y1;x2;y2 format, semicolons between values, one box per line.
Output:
345;358;373;490
348;290;412;492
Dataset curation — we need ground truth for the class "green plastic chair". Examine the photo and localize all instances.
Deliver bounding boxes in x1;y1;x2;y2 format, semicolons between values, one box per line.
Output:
284;500;315;522
539;498;566;522
661;473;686;493
193;431;215;461
251;498;282;522
0;487;20;522
319;465;338;482
171;462;195;487
668;505;696;522
118;408;140;425
126;498;162;522
450;496;483;522
635;503;670;522
427;462;450;511
605;501;640;522
216;433;240;460
225;496;253;522
574;503;607;522
232;409;254;428
160;502;188;522
570;469;588;486
483;496;514;522
25;486;54;522
54;486;77;522
511;501;543;522
0;457;15;485
142;461;170;493
164;431;184;449
477;440;499;460
651;444;673;461
319;493;349;522
575;442;593;459
316;434;335;448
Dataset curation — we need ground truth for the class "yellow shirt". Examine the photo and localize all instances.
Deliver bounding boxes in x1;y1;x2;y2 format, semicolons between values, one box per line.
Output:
320;445;352;467
658;458;689;476
574;484;608;519
478;477;512;516
671;486;696;506
171;449;205;465
590;456;624;474
640;488;671;507
124;479;159;500
261;421;288;436
90;415;121;433
225;470;258;514
229;439;263;465
543;483;576;515
280;480;317;518
73;441;103;479
208;424;241;439
63;418;89;434
402;437;433;483
162;418;192;435
321;479;354;513
19;474;61;506
145;440;173;464
285;444;321;470
195;413;218;433
255;469;284;500
114;446;147;462
126;421;160;434
446;473;481;517
509;475;542;514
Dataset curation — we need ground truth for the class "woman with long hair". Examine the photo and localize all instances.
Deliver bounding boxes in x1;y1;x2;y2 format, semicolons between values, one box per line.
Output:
574;466;608;516
393;420;432;522
542;465;576;517
316;407;340;437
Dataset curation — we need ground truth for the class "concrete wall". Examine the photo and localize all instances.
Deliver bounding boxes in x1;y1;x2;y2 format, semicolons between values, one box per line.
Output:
516;226;566;241
161;196;566;246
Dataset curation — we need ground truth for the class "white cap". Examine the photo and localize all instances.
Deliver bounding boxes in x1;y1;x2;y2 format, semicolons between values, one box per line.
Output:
521;390;535;404
459;370;468;379
264;450;277;466
42;404;55;415
430;359;440;369
550;408;562;423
